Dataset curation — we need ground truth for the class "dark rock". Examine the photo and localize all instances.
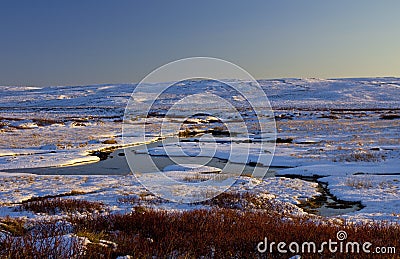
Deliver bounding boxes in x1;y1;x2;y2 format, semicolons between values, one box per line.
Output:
276;137;293;144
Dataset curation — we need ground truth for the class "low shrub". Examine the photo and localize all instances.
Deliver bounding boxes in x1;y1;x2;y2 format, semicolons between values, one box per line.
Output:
18;198;105;215
69;208;399;258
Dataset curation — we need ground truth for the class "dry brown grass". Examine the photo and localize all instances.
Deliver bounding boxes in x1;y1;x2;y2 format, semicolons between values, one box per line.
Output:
345;177;373;189
69;208;399;258
2;196;400;258
336;151;385;162
17;198;105;215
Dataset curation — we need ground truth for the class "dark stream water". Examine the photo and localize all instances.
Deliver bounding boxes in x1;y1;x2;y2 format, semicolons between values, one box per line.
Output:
6;140;362;216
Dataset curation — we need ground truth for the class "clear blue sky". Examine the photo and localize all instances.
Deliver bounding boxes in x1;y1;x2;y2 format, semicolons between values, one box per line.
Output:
0;0;399;86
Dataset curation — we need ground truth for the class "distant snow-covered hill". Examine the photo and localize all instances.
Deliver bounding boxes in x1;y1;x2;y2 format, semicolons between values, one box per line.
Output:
1;78;398;113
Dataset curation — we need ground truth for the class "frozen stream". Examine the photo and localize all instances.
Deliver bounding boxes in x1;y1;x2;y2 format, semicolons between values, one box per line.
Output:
5;139;363;216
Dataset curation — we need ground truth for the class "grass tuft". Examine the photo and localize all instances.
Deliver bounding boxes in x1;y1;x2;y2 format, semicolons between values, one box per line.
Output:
18;198;105;215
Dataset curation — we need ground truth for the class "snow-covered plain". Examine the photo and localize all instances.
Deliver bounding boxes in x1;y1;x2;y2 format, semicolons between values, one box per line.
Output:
0;78;399;222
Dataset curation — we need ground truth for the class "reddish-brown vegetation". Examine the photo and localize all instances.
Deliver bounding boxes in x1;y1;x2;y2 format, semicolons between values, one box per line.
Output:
18;198;105;215
1;197;399;258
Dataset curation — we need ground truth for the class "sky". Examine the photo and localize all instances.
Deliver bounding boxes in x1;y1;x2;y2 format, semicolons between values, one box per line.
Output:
0;0;399;86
